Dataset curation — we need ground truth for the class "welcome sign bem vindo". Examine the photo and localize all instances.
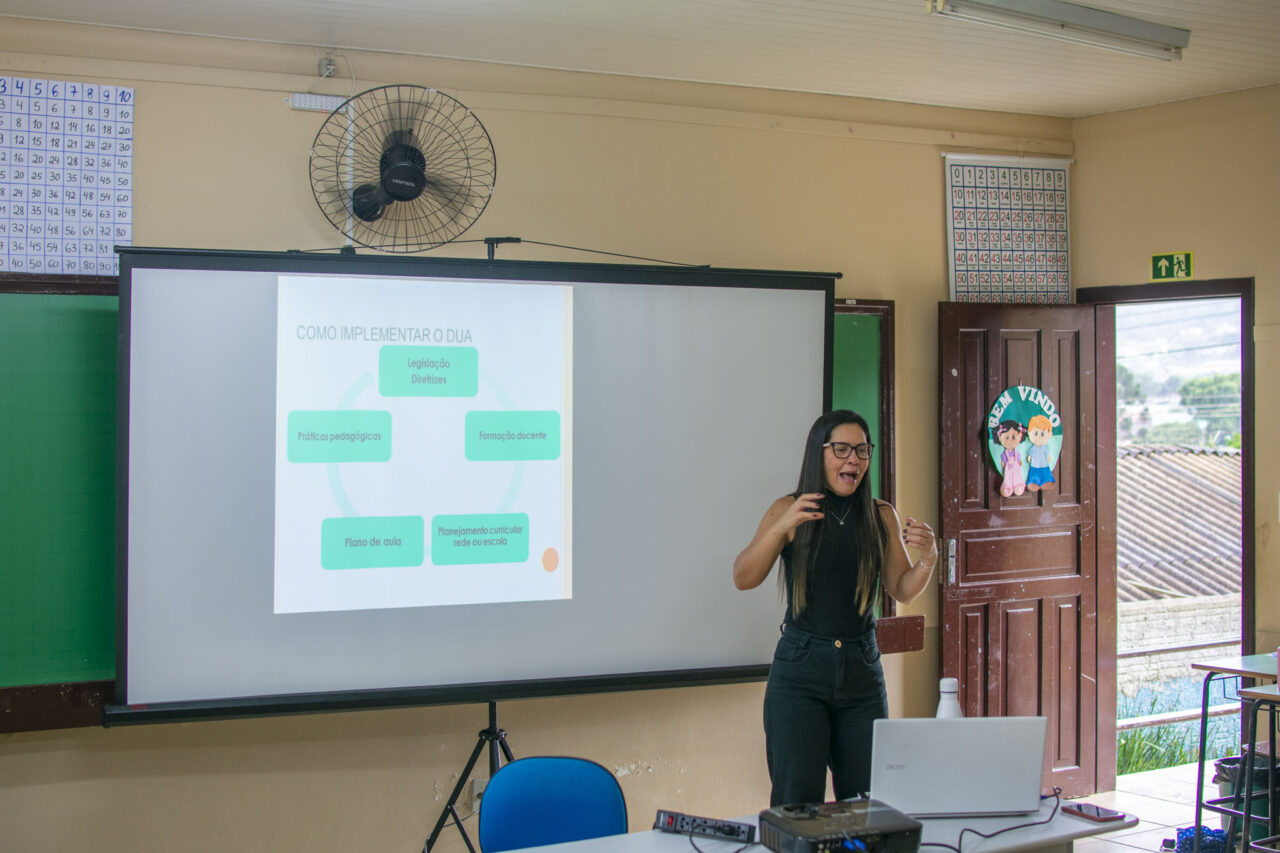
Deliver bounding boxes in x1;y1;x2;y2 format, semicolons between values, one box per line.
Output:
986;385;1063;497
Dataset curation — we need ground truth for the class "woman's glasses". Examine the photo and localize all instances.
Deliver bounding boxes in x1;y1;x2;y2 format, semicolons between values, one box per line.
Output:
823;441;874;460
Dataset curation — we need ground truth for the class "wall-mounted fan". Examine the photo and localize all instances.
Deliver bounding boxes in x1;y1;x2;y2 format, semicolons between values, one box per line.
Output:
309;84;497;253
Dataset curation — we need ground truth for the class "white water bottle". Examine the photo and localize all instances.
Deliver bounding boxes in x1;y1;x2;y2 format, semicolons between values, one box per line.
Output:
936;677;963;718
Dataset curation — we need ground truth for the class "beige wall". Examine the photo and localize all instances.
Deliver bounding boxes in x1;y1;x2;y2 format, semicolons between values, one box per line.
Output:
0;18;1269;853
1072;85;1279;652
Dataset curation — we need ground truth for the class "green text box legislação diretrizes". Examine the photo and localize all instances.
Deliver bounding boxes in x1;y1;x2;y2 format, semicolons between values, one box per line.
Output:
379;346;478;397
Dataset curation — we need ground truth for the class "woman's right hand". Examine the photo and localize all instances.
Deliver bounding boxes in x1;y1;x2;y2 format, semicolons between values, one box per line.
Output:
733;493;824;590
772;492;824;537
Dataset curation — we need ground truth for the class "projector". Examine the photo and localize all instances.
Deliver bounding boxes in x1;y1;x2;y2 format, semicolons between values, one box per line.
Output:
758;798;922;853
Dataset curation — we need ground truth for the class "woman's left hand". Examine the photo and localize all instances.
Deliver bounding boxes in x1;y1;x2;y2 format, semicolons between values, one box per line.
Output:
901;516;938;566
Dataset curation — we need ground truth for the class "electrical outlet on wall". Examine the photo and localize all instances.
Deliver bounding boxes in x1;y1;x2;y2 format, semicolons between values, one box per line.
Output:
468;778;487;813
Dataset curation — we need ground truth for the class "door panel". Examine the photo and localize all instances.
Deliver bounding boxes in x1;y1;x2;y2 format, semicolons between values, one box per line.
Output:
1002;601;1041;717
958;329;989;510
1051;596;1082;768
961;526;1077;581
1052;331;1082;504
940;303;1103;797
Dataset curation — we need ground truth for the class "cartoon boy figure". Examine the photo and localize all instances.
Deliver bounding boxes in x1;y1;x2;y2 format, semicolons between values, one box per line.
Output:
1024;414;1056;492
992;420;1027;497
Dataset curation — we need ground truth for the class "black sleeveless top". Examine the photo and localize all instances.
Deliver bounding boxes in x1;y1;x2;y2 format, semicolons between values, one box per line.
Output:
780;491;877;638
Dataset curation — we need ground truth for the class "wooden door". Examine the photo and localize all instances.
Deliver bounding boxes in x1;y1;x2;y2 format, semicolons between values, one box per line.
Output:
939;303;1111;797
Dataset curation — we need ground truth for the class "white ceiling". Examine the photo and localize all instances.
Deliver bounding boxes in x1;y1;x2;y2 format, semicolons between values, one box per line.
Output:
3;0;1279;118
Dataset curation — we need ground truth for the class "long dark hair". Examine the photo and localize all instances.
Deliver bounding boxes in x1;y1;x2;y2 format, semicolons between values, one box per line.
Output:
783;409;887;616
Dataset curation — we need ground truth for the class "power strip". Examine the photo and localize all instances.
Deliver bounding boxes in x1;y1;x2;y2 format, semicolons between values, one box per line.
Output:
654;809;756;843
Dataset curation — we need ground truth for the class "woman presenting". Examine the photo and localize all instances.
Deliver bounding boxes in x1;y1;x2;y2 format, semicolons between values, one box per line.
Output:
733;410;938;806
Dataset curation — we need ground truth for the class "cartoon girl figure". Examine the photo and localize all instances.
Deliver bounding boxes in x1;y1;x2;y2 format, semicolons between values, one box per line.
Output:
992;420;1027;497
1024;414;1056;492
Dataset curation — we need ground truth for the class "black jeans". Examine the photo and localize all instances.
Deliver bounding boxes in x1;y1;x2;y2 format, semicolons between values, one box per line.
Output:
763;623;888;806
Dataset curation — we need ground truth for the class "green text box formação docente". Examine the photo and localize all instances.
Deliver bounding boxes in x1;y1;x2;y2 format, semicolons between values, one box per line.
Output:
433;513;530;565
287;410;392;463
465;411;561;461
380;345;478;397
321;516;425;570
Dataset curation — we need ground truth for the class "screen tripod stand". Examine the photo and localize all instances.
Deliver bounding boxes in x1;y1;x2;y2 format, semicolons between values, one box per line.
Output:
423;701;514;852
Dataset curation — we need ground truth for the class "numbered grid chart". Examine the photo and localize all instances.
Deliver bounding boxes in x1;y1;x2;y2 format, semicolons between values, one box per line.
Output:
945;155;1070;304
0;77;134;276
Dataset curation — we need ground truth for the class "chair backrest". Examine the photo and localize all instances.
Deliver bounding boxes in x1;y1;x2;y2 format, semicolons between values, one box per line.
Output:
477;756;627;852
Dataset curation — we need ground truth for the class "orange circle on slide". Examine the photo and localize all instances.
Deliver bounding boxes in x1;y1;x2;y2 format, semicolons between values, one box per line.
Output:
542;548;560;572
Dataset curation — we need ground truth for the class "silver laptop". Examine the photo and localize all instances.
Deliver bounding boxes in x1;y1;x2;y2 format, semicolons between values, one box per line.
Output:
870;716;1048;818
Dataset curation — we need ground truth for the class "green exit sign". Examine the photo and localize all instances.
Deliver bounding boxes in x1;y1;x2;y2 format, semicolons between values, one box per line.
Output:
1151;252;1193;281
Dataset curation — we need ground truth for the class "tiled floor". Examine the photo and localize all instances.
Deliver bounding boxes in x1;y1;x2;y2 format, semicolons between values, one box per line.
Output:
1071;762;1216;853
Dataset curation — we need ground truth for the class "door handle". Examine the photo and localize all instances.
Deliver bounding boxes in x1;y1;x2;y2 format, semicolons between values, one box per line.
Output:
945;538;956;586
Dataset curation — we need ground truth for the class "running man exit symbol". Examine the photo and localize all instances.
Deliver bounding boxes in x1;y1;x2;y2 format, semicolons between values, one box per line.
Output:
1151;252;1193;281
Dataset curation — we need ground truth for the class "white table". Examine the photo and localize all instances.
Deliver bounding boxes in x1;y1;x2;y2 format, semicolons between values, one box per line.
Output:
517;801;1139;853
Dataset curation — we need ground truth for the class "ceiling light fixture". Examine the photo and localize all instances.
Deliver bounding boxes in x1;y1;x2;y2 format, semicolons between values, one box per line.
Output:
927;0;1190;61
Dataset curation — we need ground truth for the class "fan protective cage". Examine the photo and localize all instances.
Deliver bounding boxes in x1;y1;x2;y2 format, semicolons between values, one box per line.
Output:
309;84;497;253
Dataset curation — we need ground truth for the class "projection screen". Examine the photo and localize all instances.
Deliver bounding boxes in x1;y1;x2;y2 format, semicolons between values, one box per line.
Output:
108;248;833;723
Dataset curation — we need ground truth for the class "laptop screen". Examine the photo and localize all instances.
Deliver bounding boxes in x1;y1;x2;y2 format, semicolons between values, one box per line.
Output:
869;717;1048;817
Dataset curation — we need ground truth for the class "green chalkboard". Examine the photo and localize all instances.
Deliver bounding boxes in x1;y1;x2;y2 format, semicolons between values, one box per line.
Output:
0;292;117;691
832;312;883;498
831;301;896;618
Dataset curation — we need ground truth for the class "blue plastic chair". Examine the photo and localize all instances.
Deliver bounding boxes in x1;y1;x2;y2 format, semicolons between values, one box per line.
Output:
477;756;628;852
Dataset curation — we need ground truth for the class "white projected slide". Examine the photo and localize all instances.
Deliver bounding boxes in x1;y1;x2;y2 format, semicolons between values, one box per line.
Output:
273;275;573;613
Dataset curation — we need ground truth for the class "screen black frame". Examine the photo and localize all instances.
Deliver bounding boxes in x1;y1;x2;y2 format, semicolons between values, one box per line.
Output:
106;247;835;726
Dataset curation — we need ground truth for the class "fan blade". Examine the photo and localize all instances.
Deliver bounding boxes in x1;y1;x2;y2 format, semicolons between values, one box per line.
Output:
421;174;480;215
397;176;491;243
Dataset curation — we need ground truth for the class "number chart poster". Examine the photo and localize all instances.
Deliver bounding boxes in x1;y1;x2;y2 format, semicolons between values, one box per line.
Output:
945;154;1070;304
0;76;134;276
274;275;574;614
